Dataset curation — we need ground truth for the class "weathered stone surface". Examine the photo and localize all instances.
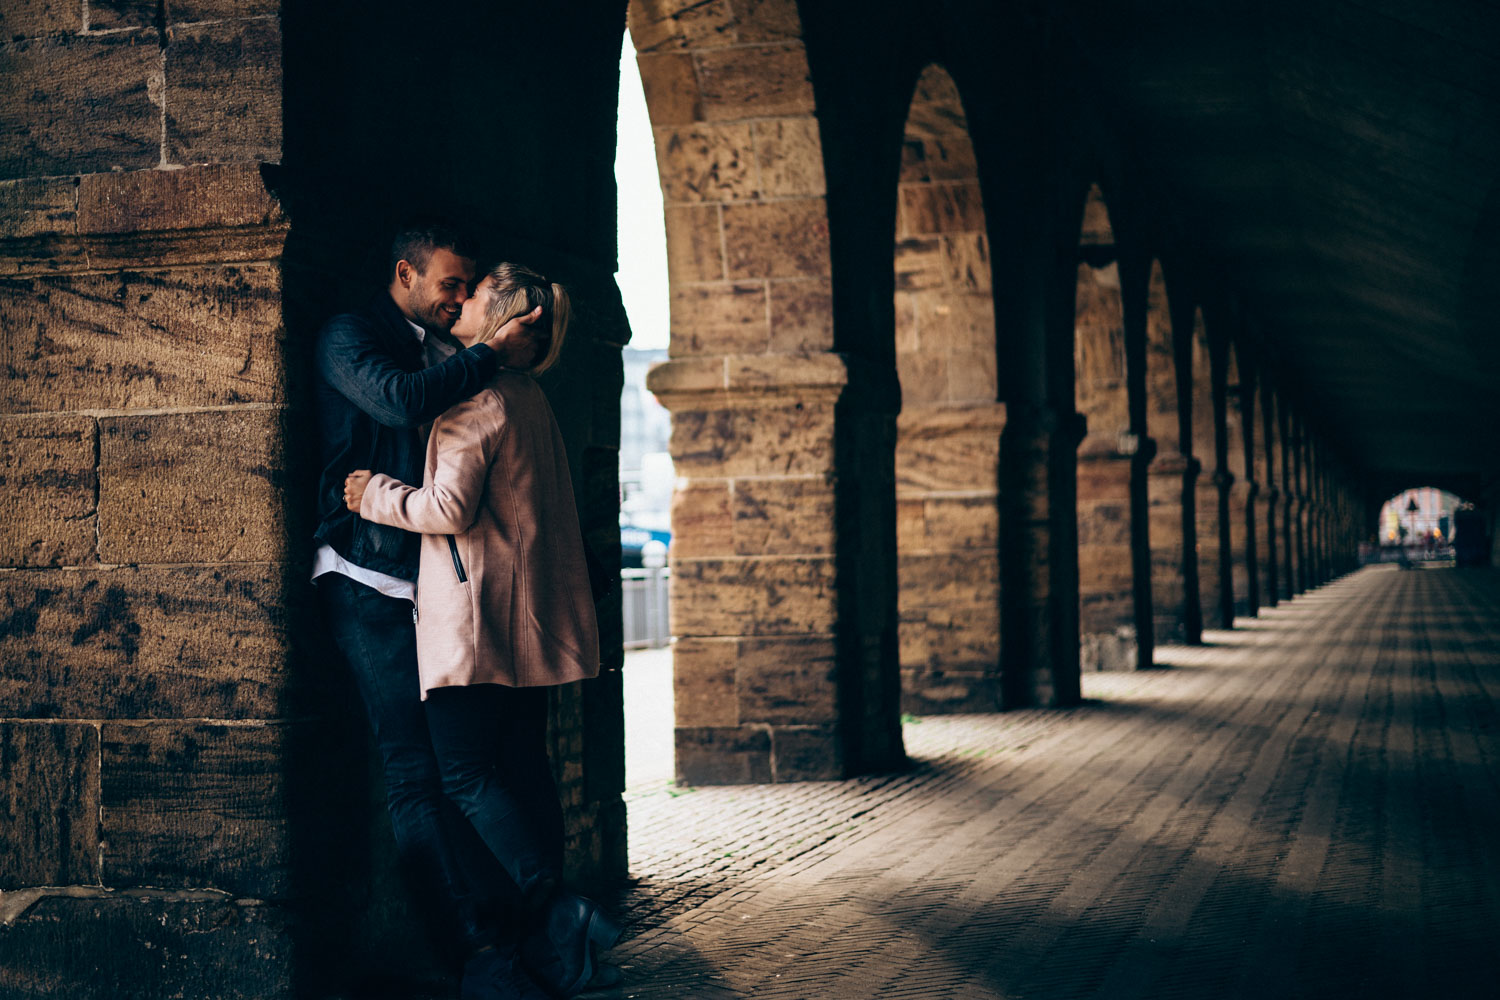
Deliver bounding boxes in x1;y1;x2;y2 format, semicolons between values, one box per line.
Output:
669;281;767;355
894;237;946;292
734;0;802;43
754;117;824;197
767;724;842;781
0;177;85;274
100;722;290;897
675;725;770;785
898;552;999;660
666;400;835;477
0;0;79;38
97;409;287;564
87;1;157;30
898;181;985;237
0;565;288;719
722;199;830;279
165;19;282;164
637;52;701;125
896;408;1003;493
944;232;991;293
0;266;285;413
0;32;160;180
672;637;738;727
0;722;100;889
77;163;284;236
669;480;733;558
0;894;292;1000
767;277;833;352
629;0;735;53
664;204;724;283
731;477;835;555
697;44;814;121
655;124;755;202
166;1;280;23
0;415;96;567
735;636;836;725
670;556;835;636
896;494;999;555
1079;183;1115;245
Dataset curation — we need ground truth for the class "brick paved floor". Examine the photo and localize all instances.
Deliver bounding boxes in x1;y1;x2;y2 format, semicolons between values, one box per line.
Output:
600;565;1500;999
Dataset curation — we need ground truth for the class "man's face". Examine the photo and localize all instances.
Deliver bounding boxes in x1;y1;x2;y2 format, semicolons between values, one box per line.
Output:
393;247;476;333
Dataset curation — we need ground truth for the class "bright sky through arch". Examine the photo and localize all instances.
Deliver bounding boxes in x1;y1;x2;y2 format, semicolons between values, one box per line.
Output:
616;33;669;351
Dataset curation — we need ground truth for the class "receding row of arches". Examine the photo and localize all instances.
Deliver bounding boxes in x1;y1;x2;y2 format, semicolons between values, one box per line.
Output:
632;1;1374;784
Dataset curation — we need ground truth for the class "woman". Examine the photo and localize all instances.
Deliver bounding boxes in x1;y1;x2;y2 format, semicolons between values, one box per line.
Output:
344;262;617;1000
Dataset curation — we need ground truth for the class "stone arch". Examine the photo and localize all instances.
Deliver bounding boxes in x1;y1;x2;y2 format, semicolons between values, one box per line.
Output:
891;63;1004;712
1073;184;1137;670
631;1;902;781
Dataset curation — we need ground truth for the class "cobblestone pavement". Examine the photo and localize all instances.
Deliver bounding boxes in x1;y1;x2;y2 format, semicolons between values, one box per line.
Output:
599;566;1500;999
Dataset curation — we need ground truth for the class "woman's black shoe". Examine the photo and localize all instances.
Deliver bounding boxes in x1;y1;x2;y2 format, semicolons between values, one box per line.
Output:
520;892;623;998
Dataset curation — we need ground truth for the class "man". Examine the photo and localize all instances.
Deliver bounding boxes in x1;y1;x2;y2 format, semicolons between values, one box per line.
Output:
312;225;547;999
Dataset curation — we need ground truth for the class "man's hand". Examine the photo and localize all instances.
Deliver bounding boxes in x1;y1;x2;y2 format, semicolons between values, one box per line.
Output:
483;305;543;351
344;470;373;513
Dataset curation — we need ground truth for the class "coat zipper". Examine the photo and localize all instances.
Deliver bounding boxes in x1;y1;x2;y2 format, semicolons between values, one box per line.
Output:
447;535;467;583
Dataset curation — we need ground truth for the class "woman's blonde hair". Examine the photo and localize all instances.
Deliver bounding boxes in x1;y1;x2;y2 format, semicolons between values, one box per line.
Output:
479;262;571;375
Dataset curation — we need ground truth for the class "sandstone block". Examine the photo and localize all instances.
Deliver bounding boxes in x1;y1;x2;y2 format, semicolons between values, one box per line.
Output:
655;123;755;202
167;2;281;23
87;1;157;31
100;722;290;897
671;637;738;727
697;43;814;121
165;19;282;164
669;282;768;355
1079;184;1115;245
900;668;1000;715
0;894;292;1000
754;117;824;198
723;199;829;279
0;565;289;720
0;722;101;889
944;233;991;293
669;480;733;558
898;181;985;237
0;176;78;257
97;409;287;564
664;204;723;283
77;163;284;236
666;398;836;477
0;266;285;413
733;0;802;43
768;724;842;781
896;425;999;493
0;32;160;180
0;0;79;39
734;636;836;725
670;556;835;636
894;237;945;292
768;277;833;353
0;415;96;567
895;494;999;554
732;477;835;556
629;0;734;52
675;725;771;785
637;52;701;126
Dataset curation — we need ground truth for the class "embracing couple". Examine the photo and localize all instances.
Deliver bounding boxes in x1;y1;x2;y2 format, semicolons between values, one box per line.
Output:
311;226;619;999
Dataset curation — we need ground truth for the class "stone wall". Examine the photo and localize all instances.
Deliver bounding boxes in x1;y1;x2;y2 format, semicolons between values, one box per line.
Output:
0;4;304;997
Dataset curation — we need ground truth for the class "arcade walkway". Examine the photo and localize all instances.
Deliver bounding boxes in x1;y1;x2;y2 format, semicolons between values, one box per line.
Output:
606;566;1500;999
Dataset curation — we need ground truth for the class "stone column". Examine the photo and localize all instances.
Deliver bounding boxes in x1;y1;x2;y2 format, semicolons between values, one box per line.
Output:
1236;364;1262;617
1074;222;1138;670
1256;378;1278;608
1278;396;1299;599
650;355;898;783
1189;311;1222;634
1224;348;1252;619
1143;262;1192;645
1291;411;1310;593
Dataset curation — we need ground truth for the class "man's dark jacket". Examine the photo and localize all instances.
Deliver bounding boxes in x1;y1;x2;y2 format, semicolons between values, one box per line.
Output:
313;295;499;580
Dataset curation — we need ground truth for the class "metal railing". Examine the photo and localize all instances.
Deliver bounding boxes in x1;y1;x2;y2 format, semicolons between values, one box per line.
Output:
622;565;671;649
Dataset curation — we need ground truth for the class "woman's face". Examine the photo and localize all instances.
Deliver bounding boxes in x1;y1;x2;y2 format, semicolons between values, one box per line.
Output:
450;276;494;348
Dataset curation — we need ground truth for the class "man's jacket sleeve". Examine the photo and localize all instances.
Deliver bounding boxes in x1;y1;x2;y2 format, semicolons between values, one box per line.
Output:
317;314;498;429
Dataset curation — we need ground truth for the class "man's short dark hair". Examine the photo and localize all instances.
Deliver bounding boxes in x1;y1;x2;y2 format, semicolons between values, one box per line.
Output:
388;225;478;277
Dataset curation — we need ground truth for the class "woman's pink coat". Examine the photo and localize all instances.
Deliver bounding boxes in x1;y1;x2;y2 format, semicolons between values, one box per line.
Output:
361;371;599;695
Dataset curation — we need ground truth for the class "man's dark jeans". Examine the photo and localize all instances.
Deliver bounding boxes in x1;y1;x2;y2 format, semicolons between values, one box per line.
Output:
424;684;566;905
317;572;500;957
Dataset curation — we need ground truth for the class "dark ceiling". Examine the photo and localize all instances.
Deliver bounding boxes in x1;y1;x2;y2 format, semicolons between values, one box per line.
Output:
1063;0;1500;491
